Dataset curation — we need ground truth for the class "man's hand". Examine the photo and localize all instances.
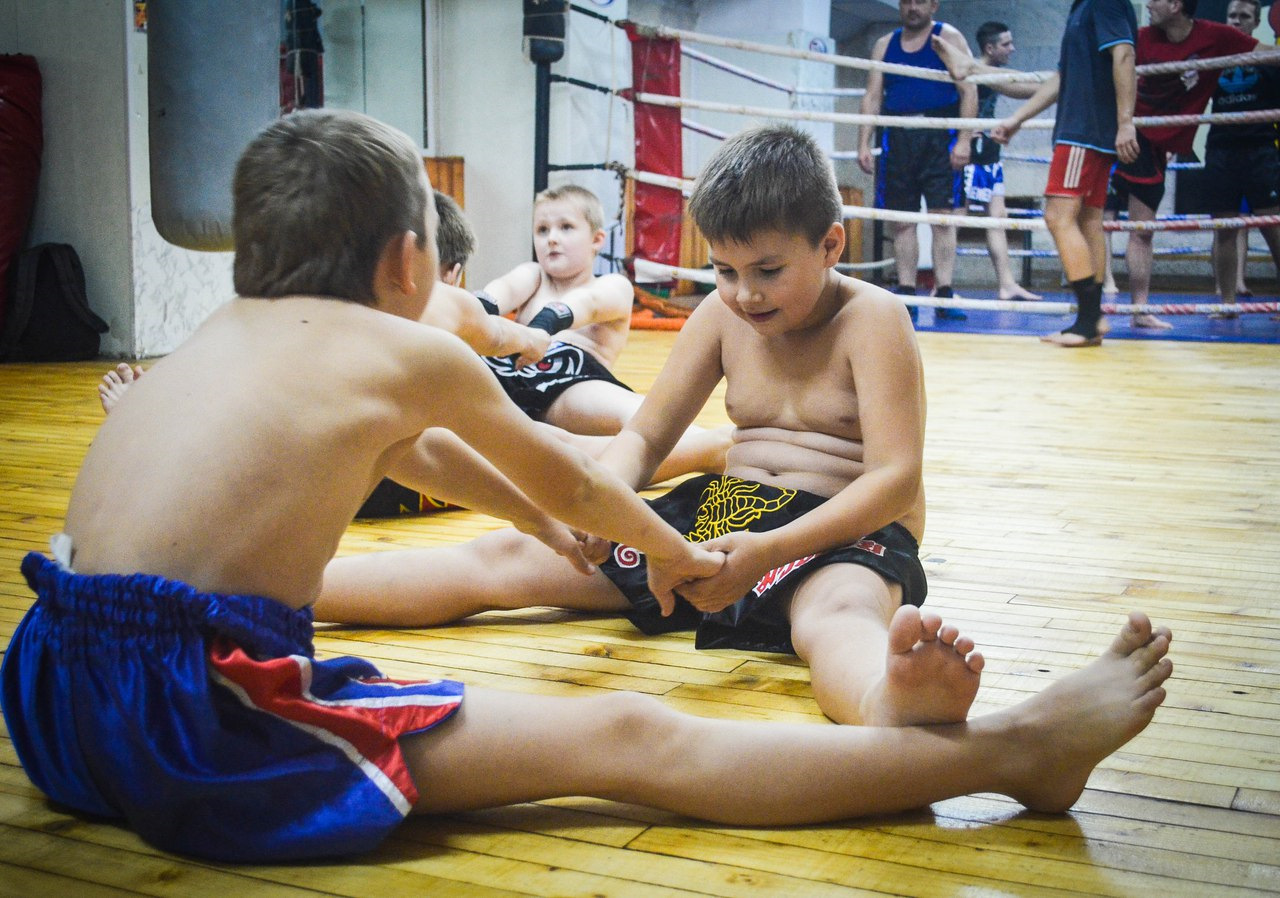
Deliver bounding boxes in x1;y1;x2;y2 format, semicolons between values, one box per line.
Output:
950;140;971;171
858;148;876;176
1115;123;1139;165
992;117;1020;145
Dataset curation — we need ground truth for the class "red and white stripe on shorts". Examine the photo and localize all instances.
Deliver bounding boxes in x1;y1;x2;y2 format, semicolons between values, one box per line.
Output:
1046;143;1114;208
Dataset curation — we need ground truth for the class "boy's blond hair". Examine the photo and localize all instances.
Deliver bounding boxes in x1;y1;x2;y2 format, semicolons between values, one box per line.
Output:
433;190;476;272
534;184;605;234
232;109;429;305
688;125;842;247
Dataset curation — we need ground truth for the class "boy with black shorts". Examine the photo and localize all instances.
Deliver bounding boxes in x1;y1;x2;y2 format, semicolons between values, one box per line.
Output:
321;124;989;727
2;108;1174;863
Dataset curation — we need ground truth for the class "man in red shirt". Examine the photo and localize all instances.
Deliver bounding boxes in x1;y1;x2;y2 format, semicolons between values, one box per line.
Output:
1108;0;1257;328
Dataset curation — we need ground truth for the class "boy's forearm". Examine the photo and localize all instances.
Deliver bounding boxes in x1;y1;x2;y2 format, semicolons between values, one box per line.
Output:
747;466;921;571
384;429;550;529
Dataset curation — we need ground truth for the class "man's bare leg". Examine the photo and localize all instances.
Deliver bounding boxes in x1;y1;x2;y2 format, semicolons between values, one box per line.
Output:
99;363;145;413
1213;223;1242;319
788;563;982;726
403;612;1171;821
987;196;1041;301
1042;197;1109;347
1126;195;1172;329
892;221;921;289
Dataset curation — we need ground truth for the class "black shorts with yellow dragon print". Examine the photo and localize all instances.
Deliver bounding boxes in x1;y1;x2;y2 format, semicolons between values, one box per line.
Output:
599;474;927;654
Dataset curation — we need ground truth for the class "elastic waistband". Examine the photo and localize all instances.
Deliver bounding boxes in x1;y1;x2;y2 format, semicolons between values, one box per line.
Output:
20;552;314;658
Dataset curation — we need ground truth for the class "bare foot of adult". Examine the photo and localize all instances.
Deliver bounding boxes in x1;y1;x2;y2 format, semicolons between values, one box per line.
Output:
999;284;1042;301
1040;330;1102;348
1001;611;1172;813
1209;301;1240;320
929;34;974;82
1132;313;1173;329
859;605;984;727
99;363;144;413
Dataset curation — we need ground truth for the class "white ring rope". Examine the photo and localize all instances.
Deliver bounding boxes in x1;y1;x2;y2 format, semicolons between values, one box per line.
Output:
630;21;1280;87
633;91;1280;133
681;47;865;98
628;169;1280;232
632;256;1277;315
634;258;892;285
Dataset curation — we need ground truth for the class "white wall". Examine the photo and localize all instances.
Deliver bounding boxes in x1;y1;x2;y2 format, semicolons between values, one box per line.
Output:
434;0;537;288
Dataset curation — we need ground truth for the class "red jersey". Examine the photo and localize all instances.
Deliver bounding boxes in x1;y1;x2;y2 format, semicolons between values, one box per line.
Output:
1135;20;1257;153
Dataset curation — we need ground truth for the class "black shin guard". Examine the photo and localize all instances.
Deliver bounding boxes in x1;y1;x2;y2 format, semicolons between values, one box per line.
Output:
1065;278;1103;337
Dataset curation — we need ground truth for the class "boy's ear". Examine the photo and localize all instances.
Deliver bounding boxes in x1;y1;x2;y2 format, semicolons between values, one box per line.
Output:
440;261;463;287
821;222;846;267
387;230;420;295
591;227;607;253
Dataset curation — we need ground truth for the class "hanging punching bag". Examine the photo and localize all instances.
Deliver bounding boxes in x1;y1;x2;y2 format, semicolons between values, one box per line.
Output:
148;0;279;251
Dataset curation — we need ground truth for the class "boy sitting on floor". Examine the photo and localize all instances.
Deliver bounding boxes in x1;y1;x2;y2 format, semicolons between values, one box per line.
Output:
313;124;1153;729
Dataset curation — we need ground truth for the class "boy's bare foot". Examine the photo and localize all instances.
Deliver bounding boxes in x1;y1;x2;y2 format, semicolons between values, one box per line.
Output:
998;284;1042;301
860;605;984;727
1003;611;1172;813
1132;313;1173;330
99;363;145;413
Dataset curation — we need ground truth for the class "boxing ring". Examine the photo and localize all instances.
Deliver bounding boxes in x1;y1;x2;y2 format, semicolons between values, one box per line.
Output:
543;7;1280;340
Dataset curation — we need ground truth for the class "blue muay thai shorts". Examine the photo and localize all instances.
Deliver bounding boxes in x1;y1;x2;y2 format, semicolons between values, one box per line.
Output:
0;548;464;862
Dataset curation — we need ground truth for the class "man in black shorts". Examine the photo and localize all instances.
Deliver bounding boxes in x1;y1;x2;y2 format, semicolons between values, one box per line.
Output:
858;0;977;322
1201;0;1280;315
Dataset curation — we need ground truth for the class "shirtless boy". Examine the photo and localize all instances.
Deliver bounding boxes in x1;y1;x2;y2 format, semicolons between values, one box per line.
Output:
479;184;729;475
315;125;1163;731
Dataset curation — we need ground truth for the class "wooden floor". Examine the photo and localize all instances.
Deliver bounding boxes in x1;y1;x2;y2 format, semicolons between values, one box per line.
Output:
1;329;1278;896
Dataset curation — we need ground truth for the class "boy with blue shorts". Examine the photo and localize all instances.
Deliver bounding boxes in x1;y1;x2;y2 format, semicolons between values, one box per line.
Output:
2;109;1173;864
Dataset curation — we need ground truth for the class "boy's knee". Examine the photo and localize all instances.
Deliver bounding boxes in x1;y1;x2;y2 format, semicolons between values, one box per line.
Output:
595;692;681;754
789;572;898;646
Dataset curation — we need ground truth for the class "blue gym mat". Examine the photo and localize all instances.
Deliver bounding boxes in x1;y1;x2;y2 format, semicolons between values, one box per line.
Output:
911;291;1280;344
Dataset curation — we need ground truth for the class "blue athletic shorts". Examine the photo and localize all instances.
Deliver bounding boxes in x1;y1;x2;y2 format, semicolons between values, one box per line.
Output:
599;475;928;654
963;161;1005;213
0;551;464;862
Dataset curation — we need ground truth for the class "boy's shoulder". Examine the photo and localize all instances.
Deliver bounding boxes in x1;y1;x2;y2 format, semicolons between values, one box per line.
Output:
830;275;915;330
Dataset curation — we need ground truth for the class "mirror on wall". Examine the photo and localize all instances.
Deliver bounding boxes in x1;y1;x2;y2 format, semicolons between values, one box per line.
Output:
279;0;431;150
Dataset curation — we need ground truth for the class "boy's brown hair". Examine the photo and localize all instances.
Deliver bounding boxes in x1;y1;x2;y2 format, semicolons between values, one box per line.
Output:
232;109;430;305
534;184;605;234
688;124;842;248
433;190;476;272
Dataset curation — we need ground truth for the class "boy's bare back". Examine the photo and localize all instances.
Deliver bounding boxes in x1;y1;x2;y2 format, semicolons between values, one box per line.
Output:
64;296;476;608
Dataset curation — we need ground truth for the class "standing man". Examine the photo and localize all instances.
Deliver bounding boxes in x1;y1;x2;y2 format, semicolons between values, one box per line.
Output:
1203;0;1280;315
858;0;977;322
964;21;1042;302
1108;0;1257;329
952;0;1141;347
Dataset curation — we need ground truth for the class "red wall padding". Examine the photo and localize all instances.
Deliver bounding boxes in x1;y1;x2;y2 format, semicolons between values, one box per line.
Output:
0;55;43;332
625;25;683;268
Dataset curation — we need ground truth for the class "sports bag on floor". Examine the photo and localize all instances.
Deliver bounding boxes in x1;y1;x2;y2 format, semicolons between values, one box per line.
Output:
1;243;108;362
